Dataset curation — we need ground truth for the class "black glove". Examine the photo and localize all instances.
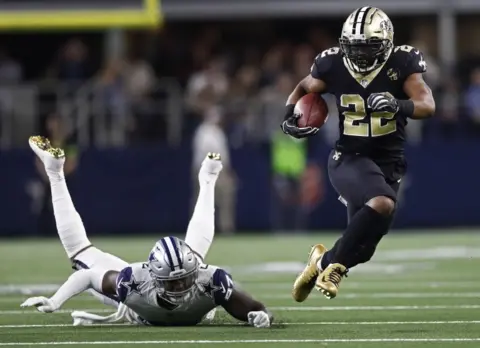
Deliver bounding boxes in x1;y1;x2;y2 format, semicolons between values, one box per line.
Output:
367;93;399;114
280;104;319;139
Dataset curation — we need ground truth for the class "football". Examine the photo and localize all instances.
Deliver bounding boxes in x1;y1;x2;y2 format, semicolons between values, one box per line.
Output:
295;93;329;128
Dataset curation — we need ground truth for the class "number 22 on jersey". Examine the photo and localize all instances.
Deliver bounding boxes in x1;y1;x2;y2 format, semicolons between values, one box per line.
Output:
341;94;396;137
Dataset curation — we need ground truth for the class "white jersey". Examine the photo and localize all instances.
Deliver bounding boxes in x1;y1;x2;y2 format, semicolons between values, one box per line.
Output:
114;262;234;326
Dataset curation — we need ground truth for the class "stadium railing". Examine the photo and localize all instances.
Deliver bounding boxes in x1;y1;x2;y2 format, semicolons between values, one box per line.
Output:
0;78;183;149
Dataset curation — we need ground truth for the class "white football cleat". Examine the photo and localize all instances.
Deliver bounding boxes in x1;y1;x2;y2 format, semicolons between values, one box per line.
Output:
28;136;65;174
199;152;223;183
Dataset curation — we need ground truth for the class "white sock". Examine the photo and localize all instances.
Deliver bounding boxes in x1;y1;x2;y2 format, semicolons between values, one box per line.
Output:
49;173;91;258
185;180;216;261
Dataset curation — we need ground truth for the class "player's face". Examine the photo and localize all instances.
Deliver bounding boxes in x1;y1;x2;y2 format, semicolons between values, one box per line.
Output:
153;271;199;304
340;39;385;70
163;274;196;293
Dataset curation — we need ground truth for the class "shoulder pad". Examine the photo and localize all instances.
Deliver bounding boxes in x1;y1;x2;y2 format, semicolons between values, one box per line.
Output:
393;45;427;77
201;267;234;305
116;264;147;302
311;47;341;81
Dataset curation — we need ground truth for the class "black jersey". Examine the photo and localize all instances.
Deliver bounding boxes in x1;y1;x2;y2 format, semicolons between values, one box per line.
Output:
311;45;427;163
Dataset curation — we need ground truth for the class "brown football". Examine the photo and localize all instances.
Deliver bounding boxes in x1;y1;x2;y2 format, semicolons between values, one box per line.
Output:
295;93;329;128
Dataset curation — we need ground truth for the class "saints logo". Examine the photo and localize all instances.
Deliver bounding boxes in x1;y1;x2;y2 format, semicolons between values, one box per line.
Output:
387;68;398;81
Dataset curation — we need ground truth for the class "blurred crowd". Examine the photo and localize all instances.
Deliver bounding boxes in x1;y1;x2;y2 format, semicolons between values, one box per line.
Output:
1;20;480;150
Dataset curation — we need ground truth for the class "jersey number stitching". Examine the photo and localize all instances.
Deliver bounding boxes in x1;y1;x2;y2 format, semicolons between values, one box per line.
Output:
311;47;340;72
340;94;397;137
223;274;233;301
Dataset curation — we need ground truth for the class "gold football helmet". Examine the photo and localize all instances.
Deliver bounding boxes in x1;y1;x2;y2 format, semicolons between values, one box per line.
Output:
339;7;394;74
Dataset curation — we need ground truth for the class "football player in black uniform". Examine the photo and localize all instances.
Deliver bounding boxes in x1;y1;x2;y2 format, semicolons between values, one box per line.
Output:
281;7;435;301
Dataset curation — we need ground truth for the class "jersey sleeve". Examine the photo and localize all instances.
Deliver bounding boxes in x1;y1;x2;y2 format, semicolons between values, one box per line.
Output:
206;268;234;306
395;45;427;78
310;47;340;82
115;266;133;302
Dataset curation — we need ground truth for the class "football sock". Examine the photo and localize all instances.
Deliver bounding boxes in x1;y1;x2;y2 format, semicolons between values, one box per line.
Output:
331;205;392;268
48;171;91;258
185;179;216;261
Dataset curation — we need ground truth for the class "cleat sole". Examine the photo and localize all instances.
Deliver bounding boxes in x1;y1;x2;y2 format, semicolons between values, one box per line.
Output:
29;136;65;159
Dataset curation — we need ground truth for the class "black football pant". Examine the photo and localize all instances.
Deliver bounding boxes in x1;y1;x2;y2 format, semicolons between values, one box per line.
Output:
324;150;406;269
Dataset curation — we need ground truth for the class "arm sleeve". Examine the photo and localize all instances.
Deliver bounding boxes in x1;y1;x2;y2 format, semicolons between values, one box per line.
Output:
49;268;106;309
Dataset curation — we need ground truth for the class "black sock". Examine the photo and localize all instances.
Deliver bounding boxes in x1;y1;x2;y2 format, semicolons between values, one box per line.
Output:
331;205;392;267
321;241;340;270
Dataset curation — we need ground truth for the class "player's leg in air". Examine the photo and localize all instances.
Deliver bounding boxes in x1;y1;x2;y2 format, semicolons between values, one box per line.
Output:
293;151;399;301
184;152;223;262
184;152;223;320
28;136;128;307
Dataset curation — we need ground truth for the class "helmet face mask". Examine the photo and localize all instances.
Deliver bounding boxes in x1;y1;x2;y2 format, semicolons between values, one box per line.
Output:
151;268;198;304
147;237;200;304
339;37;391;73
339;7;394;74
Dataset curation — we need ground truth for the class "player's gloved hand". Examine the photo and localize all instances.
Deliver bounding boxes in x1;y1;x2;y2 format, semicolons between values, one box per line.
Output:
281;104;319;139
248;310;271;328
281;102;320;140
367;93;399;114
20;296;57;313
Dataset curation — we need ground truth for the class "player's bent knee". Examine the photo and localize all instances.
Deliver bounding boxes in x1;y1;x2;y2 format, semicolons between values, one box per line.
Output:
71;246;128;272
366;196;395;216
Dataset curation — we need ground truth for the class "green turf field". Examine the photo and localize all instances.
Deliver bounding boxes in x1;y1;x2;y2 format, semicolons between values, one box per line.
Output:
1;231;479;347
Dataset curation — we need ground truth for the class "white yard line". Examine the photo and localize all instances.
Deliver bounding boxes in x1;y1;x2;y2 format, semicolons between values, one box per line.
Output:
0;338;480;345
272;305;480;311
2;304;480;315
3;292;480;303
246;281;480;289
261;292;480;299
17;291;480;302
1;320;480;329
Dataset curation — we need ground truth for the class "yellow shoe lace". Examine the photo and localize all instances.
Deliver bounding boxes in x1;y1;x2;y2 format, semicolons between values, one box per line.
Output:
326;267;348;286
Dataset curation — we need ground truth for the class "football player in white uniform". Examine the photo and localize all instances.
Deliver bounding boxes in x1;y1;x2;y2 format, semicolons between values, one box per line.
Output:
21;136;272;328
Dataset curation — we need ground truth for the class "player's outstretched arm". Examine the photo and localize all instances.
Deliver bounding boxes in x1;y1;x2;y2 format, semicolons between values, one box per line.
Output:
222;288;273;328
20;269;117;313
403;73;435;119
205;268;273;328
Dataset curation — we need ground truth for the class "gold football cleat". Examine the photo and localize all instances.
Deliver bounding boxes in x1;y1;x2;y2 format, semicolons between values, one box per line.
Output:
316;263;348;299
207;152;221;161
29;136;65;159
292;244;328;302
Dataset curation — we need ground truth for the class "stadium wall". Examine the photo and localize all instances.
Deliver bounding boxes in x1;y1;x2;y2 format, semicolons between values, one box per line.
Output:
1;141;476;235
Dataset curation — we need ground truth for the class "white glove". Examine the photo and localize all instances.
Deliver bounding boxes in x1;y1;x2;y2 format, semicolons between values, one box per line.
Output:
205;308;217;322
20;296;57;313
247;310;271;328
